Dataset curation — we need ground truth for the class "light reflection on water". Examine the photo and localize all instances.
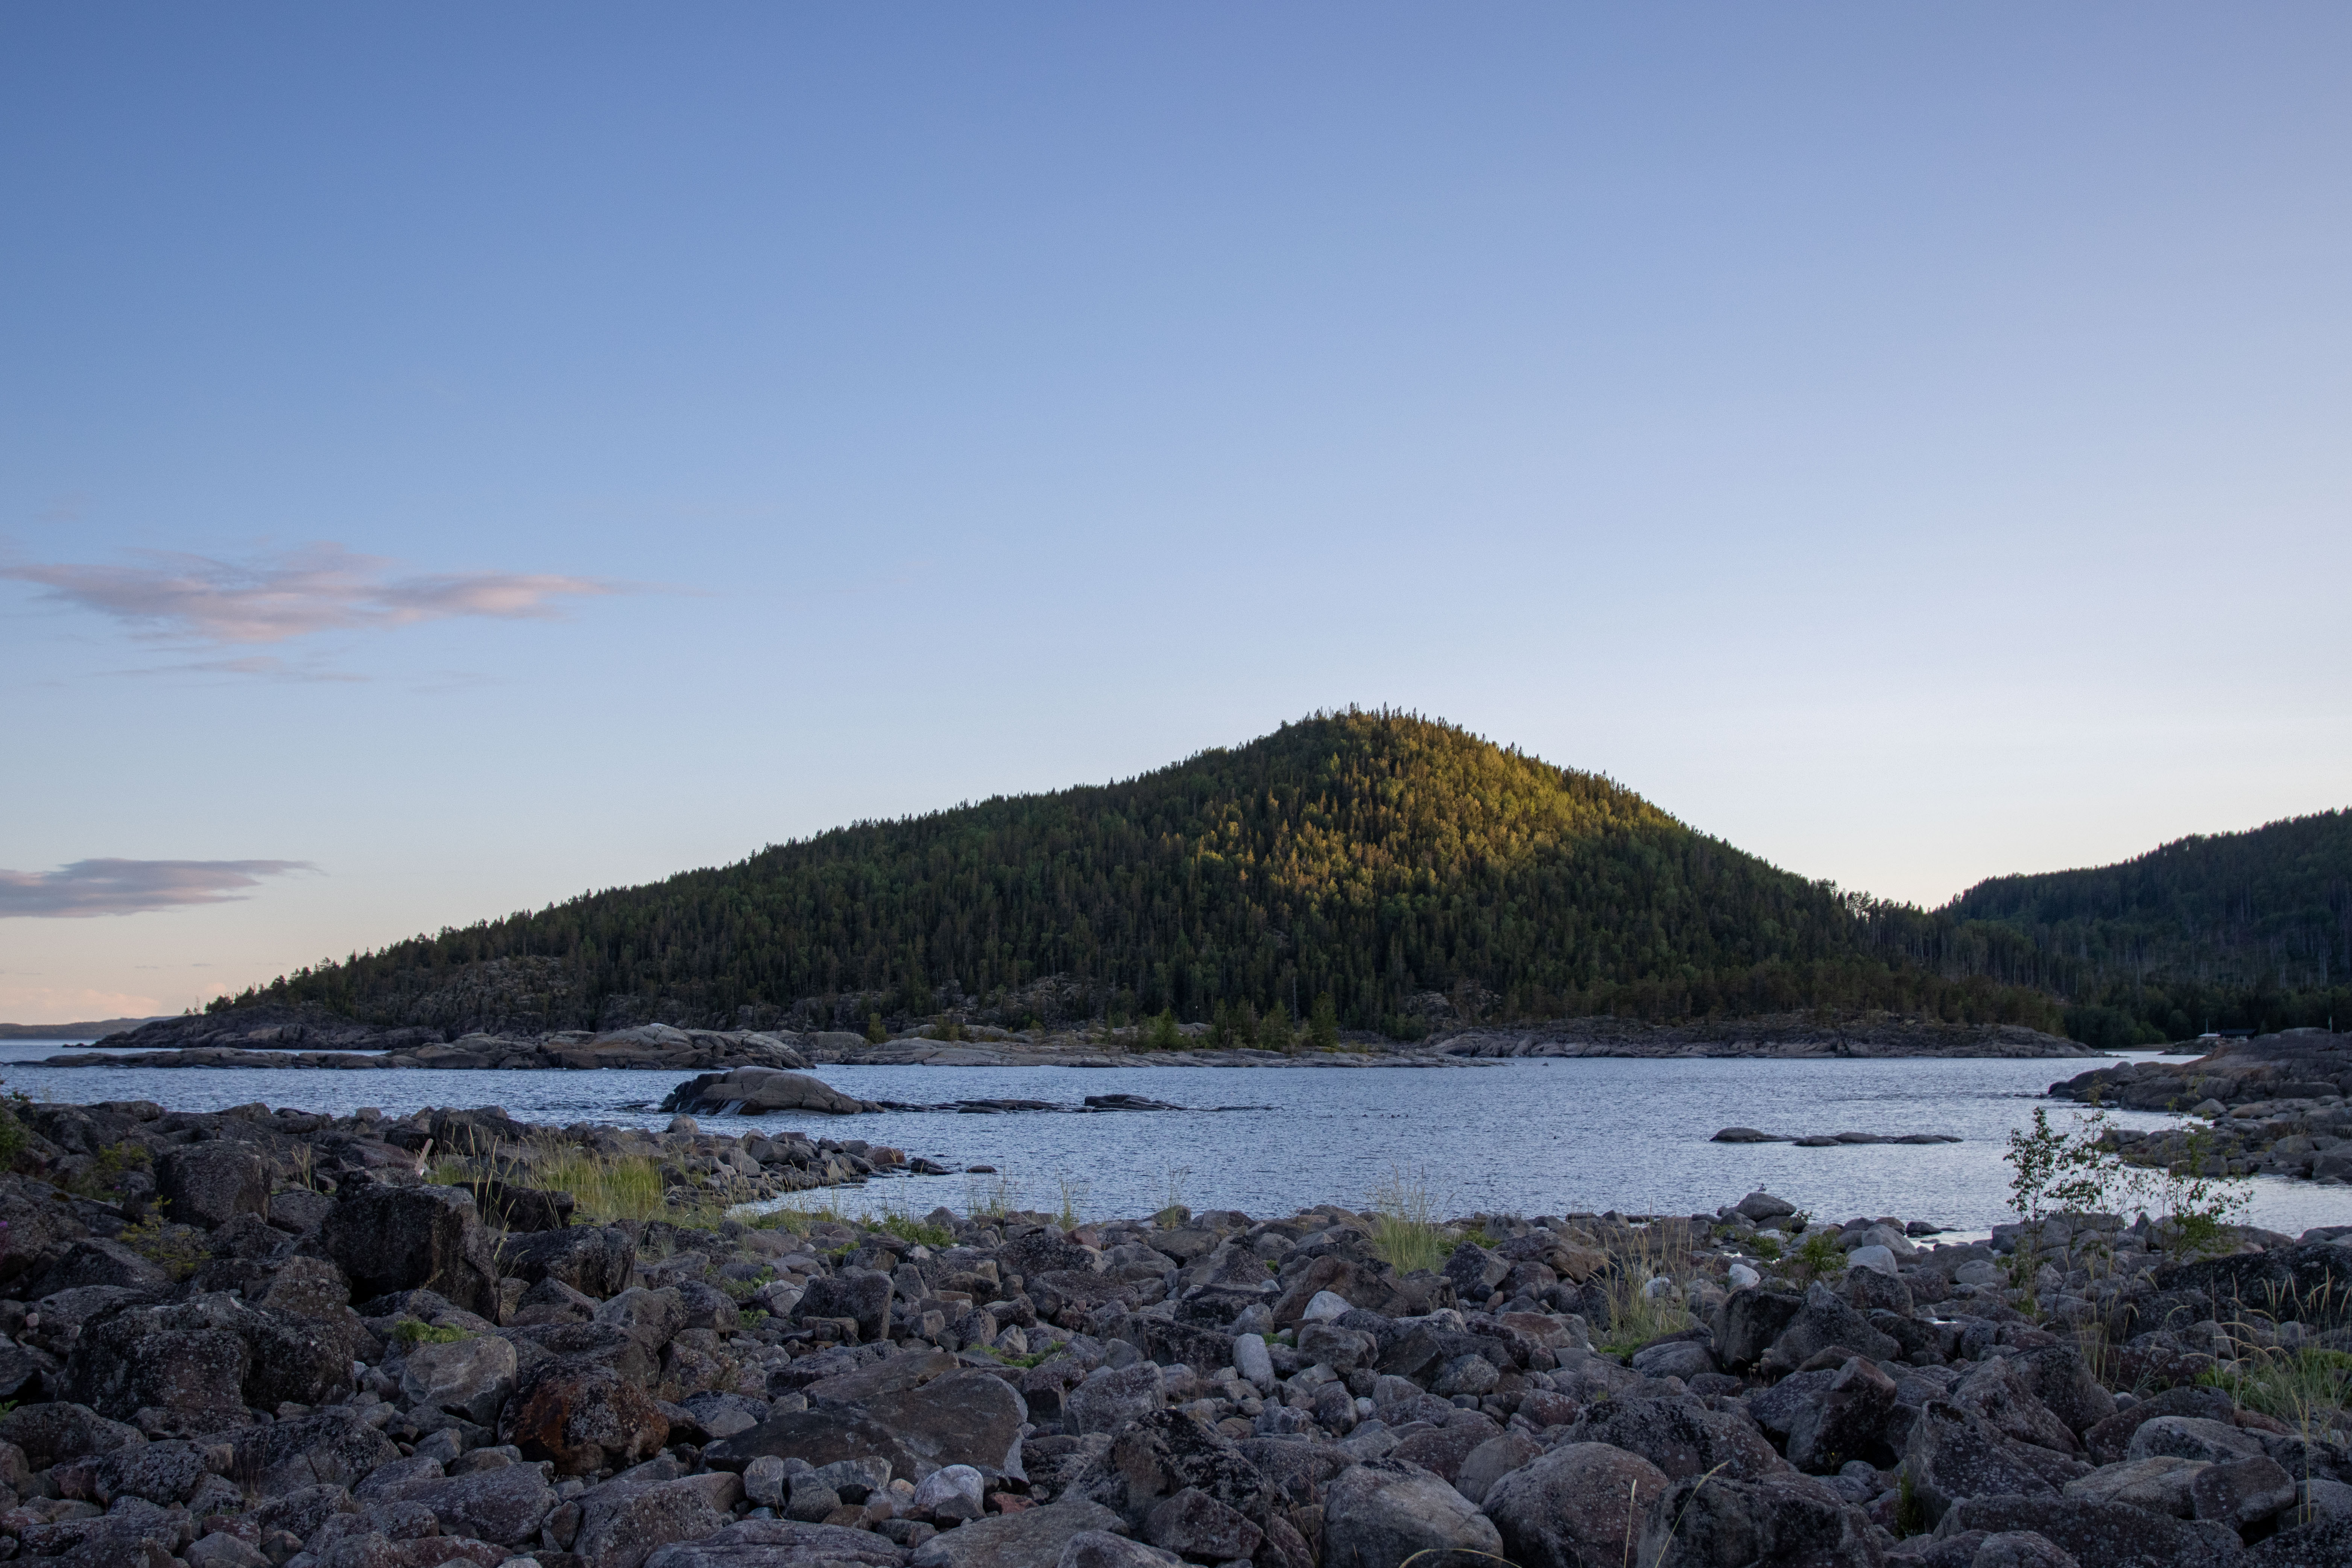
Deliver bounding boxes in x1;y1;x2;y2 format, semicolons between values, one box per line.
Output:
4;1043;2346;1235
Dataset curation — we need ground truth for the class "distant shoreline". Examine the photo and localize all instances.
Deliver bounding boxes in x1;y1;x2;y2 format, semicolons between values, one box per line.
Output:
30;1009;2105;1071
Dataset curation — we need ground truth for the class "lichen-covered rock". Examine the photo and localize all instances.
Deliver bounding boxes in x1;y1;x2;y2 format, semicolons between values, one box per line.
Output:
502;1358;671;1475
1636;1470;1877;1568
573;1468;743;1568
1322;1458;1504;1568
642;1518;910;1567
908;1500;1127;1568
1484;1441;1670;1568
157;1143;268;1230
231;1407;402;1497
506;1226;639;1301
368;1456;557;1545
1936;1495;2244;1568
315;1182;501;1319
1568;1393;1778;1482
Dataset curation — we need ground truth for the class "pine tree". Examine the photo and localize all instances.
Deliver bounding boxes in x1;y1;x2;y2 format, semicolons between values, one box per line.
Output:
1258;999;1293;1052
1308;992;1339;1051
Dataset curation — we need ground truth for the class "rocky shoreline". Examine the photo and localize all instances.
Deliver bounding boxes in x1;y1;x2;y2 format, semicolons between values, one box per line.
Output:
0;1092;2343;1567
45;1007;2094;1074
2050;1032;2352;1187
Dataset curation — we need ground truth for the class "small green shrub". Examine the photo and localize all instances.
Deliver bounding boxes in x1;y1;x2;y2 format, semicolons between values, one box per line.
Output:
1792;1231;1846;1284
872;1214;954;1248
72;1141;151;1200
116;1216;205;1281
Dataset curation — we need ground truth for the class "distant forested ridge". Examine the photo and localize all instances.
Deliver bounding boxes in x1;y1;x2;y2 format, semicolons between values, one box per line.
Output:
211;711;2062;1038
1874;811;2352;1048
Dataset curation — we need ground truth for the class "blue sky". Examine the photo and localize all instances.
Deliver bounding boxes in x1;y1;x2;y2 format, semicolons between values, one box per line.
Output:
4;5;2347;1020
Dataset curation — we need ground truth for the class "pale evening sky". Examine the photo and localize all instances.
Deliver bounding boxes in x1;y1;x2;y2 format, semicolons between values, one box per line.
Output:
3;6;2347;1020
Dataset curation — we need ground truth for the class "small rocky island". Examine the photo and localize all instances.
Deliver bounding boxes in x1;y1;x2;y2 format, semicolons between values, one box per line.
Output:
0;1091;2343;1567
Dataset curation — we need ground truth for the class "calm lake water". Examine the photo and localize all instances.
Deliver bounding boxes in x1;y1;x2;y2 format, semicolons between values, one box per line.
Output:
7;1042;2348;1237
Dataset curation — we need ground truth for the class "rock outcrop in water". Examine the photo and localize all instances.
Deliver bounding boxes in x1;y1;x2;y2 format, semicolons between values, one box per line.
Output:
2049;1031;2352;1188
0;1093;2344;1567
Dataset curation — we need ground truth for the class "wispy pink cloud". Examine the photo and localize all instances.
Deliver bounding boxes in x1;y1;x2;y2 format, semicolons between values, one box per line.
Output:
2;543;621;646
0;858;315;918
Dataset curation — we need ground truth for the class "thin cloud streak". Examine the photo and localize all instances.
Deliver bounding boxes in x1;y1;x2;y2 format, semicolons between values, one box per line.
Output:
2;543;621;646
0;859;316;918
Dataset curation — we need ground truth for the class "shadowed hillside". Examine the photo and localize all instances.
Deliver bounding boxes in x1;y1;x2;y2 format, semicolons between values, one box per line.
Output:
1899;811;2352;1046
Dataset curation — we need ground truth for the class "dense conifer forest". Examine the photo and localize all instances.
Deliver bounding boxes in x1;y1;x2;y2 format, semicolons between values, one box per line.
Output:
1889;811;2352;1047
210;713;2347;1044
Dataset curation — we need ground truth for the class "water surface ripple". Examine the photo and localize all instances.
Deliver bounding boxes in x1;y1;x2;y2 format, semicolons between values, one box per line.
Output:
6;1045;2347;1235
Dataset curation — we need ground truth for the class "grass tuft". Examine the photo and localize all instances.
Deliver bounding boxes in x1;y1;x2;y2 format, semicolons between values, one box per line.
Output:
1367;1168;1448;1275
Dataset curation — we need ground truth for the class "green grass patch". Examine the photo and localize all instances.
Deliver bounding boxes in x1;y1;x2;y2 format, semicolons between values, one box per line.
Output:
390;1318;472;1347
1366;1168;1448;1275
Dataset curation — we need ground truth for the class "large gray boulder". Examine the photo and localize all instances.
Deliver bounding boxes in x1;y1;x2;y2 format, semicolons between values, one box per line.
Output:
1936;1495;2244;1568
1066;1363;1166;1437
2083;1385;2237;1465
857;1369;1029;1484
503;1358;672;1476
643;1519;908;1567
1636;1471;1878;1568
795;1271;894;1342
1787;1355;1901;1474
504;1226;638;1300
157;1143;268;1230
1953;1355;2081;1455
229;1407;401;1497
0;1402;145;1469
910;1500;1127;1568
2062;1456;2207;1517
1323;1458;1504;1568
399;1334;517;1428
2127;1415;2265;1466
367;1462;557;1547
1568;1395;1778;1482
62;1292;351;1428
1904;1402;2061;1525
1714;1287;1805;1372
573;1468;743;1568
1761;1281;1901;1371
315;1182;501;1319
1483;1441;1670;1568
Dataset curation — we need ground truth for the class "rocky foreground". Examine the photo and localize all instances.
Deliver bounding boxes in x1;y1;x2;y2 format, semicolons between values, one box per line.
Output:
2050;1031;2352;1186
0;1099;2347;1568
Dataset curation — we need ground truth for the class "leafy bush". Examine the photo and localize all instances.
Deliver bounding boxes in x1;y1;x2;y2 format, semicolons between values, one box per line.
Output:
116;1216;205;1281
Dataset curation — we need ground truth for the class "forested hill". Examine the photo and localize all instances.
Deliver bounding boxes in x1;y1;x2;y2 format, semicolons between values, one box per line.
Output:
209;711;2056;1038
1915;810;2352;1047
